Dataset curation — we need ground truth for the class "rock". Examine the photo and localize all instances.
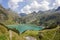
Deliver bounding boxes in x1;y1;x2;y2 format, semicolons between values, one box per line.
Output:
25;36;36;40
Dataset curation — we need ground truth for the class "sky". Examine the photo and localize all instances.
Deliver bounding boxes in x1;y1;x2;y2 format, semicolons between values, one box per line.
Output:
0;0;60;14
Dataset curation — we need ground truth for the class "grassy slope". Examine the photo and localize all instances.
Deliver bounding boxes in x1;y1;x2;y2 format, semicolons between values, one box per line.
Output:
21;26;60;40
0;24;60;40
38;26;60;40
0;24;25;40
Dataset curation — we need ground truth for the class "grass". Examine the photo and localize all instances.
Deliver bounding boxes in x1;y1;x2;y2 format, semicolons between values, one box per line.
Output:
0;34;9;40
20;26;60;40
20;30;39;37
0;24;60;40
0;24;25;40
38;26;60;40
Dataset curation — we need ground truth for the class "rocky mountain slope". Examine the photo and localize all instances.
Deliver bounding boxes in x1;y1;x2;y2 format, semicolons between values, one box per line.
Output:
0;5;20;25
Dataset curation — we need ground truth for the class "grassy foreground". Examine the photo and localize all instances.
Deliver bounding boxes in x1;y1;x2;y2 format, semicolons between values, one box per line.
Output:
0;24;60;40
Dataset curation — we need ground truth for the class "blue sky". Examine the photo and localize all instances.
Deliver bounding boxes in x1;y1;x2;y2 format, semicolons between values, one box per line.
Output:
0;0;60;14
0;0;9;8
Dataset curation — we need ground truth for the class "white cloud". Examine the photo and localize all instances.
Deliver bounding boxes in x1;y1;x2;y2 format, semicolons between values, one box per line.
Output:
50;0;60;9
41;0;49;5
30;1;41;12
54;0;60;8
39;0;49;10
8;0;60;14
20;0;50;14
21;5;31;14
8;0;23;10
56;0;60;6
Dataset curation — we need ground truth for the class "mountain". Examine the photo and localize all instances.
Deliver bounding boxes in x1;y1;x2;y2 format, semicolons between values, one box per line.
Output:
0;5;20;25
0;4;60;25
55;7;60;11
31;11;37;14
21;11;45;23
21;7;60;26
19;13;27;17
38;11;44;14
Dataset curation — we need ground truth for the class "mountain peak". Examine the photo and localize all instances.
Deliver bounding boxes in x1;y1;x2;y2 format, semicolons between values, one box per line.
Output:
56;6;60;11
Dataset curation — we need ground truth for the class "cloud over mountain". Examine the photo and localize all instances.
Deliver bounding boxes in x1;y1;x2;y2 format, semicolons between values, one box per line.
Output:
8;0;60;14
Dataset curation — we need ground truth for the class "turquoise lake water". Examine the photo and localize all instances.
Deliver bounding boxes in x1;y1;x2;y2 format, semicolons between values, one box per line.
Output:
7;24;44;33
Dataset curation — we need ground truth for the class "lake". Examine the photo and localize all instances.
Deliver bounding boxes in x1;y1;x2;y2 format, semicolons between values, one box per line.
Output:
7;24;44;33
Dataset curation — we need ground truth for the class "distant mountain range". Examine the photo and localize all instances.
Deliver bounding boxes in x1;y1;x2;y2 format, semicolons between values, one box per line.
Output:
0;4;60;24
20;6;60;23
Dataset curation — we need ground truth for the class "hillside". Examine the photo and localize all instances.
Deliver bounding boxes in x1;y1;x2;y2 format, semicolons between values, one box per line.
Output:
0;5;20;25
0;23;25;40
0;23;60;40
21;7;60;27
38;26;60;40
19;25;60;40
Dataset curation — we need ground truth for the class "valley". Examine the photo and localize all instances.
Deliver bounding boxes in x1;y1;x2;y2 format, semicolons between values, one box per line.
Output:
0;5;60;40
